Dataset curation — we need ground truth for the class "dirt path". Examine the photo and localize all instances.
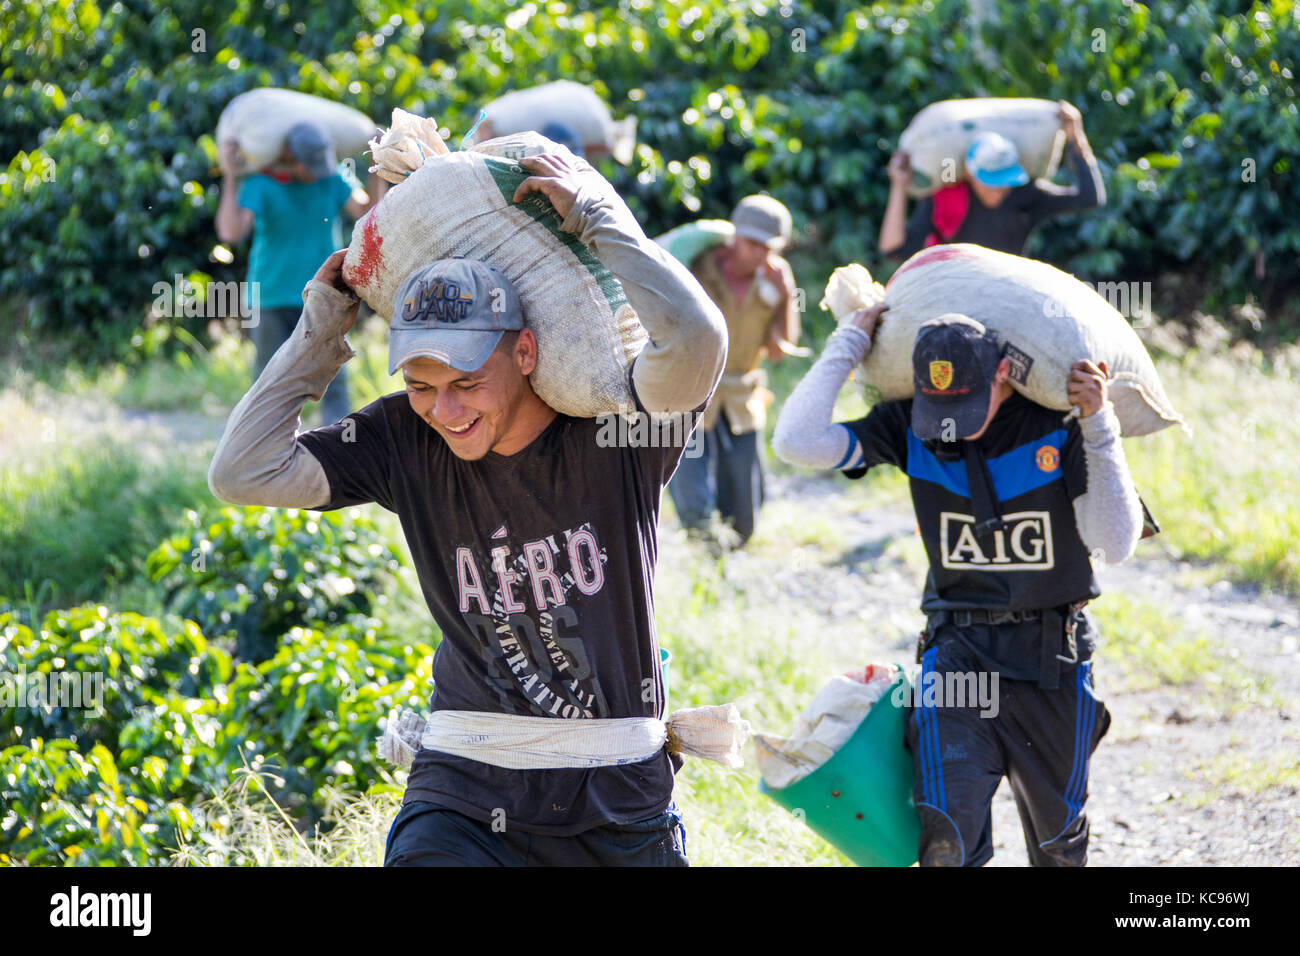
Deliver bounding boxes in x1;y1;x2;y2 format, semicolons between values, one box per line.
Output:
682;470;1300;866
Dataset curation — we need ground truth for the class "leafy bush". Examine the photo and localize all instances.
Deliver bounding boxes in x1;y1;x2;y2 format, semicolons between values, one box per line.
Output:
147;506;405;662
1;604;436;862
0;606;231;747
0;739;191;865
2;0;1298;357
220;622;434;821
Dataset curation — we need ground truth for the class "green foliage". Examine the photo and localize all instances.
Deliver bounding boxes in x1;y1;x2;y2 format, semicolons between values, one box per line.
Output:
0;606;231;746
1;605;435;863
2;0;1298;357
147;505;405;661
219;622;434;818
0;739;196;865
90;324;254;414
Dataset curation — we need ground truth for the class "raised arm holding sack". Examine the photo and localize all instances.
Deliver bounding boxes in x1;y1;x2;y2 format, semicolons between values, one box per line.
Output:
216;106;386;431
207;126;745;866
879;100;1105;260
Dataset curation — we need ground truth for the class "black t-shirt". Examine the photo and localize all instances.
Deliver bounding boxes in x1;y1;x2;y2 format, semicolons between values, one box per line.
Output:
894;147;1103;259
842;393;1100;613
297;389;693;836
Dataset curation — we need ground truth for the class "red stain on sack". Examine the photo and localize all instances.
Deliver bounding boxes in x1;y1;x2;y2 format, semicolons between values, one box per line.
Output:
344;213;384;288
887;244;968;287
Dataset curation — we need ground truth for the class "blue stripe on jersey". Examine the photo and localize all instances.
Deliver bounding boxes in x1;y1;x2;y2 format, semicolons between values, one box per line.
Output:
904;428;1068;501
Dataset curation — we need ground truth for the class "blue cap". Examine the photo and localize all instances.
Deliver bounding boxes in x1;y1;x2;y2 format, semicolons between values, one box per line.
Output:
389;258;525;374
965;132;1029;188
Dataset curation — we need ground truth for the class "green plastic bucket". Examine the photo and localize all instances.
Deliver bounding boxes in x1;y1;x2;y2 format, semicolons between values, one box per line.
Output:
759;669;921;867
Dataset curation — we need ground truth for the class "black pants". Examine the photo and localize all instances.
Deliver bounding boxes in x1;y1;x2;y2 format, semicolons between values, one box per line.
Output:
904;638;1111;867
384;801;690;867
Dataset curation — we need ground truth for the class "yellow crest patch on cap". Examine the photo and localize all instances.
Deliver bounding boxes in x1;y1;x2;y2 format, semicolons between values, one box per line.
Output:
1036;445;1060;472
929;360;954;391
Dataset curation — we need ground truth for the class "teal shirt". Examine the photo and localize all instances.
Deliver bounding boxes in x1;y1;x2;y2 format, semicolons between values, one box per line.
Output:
237;171;354;309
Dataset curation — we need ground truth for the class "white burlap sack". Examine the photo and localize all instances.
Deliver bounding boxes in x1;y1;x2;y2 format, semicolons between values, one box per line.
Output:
899;98;1064;197
754;668;898;790
341;114;646;418
820;244;1184;437
483;81;637;164
215;88;378;173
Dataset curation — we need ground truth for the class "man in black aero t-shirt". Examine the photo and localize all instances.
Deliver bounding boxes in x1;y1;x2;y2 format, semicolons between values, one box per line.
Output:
773;306;1144;867
207;151;727;866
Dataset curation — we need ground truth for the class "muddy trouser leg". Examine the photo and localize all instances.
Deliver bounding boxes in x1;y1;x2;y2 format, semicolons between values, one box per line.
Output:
904;640;1006;867
667;425;717;531
713;413;764;545
997;660;1111;866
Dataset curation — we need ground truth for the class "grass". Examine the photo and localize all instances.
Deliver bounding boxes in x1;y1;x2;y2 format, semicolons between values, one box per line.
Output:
1090;592;1275;717
0;387;216;610
170;768;402;867
1120;344;1300;592
1183;751;1300;808
1090;593;1218;692
0;311;404;615
89;330;253;414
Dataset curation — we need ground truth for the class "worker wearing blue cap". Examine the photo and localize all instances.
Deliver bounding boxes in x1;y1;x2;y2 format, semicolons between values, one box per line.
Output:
879;101;1105;260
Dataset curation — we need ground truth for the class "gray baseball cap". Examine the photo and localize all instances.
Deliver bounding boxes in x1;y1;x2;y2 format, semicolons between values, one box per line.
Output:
285;121;337;179
389;258;525;375
730;194;792;249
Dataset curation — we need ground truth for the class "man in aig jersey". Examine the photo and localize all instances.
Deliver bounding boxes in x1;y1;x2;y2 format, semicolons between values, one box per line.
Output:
773;307;1144;867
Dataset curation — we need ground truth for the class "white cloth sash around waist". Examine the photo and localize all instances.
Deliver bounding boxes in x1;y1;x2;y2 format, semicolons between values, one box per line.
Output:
378;705;751;772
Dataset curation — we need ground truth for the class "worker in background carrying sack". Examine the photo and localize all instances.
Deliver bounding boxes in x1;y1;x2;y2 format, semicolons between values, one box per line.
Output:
878;101;1105;260
207;149;728;866
773;305;1145;866
668;195;801;547
216;122;385;430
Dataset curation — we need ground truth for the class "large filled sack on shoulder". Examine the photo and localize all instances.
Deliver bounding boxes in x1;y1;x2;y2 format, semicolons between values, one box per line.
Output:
654;219;734;267
341;109;646;419
820;244;1184;437
899;98;1064;197
481;81;637;164
216;88;378;174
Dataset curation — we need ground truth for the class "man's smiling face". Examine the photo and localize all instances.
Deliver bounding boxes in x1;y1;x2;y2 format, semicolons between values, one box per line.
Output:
400;331;549;460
